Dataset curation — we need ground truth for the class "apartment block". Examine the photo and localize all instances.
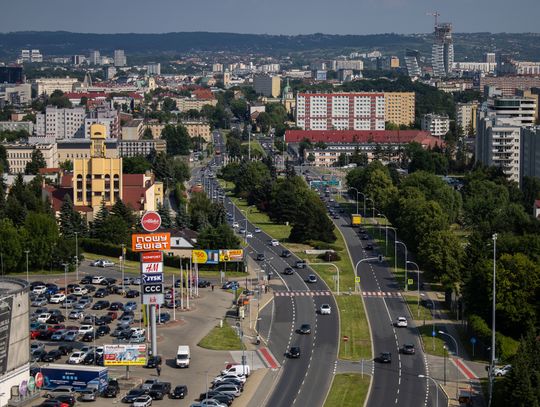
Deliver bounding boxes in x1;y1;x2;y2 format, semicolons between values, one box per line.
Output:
85;108;120;139
456;102;479;135
121;119;144;141
384;92;415;127
118;139;167;157
421;114;450;138
0;83;32;105
32;77;79;96
521;126;540;181
478;76;540;97
3;142;57;174
174;97;217;112
35;106;86;139
182;120;212;142
253;75;281;98
487;97;536;126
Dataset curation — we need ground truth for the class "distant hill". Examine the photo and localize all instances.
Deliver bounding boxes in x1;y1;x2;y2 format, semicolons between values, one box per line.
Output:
0;31;539;61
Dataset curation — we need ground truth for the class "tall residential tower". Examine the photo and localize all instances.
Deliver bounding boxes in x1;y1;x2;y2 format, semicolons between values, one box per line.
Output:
432;23;454;77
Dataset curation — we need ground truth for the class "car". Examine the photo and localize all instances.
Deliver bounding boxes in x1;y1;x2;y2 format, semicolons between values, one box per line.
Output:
82;352;96;365
52;395;77;407
35;400;70;407
64;330;79;342
73;287;88;296
298;324;311;334
49;293;67;304
295;260;307;269
401;344;416;355
42;349;63;362
255;253;266;261
33;285;48;295
157;312;170;323
45;387;77;399
103;277;117;286
141;379;160;391
62;298;76;308
365;243;374;250
95;316;112;326
91;300;110;310
32;297;49;307
198;392;234;405
320;304;331;315
198;280;211;288
78;389;97;401
169;385;188;399
84;284;96;293
58;345;74;355
101;380;120;398
288;346;301;358
109;302;124;311
99;260;115;268
93;288;108;298
129;333;146;343
281;250;292;258
395;317;408;328
306;274;317;283
269;239;279;246
361;234;369;240
80;276;94;284
133;395;153;407
48;314;66;324
121;388;146;403
378;352;392;363
31;349;47;362
107;311;118;320
239;228;246;235
145;355;162;368
494;364;512;376
126;290;140;298
68;351;86;364
254;228;262;233
111;326;131;338
123;277;133;285
282;267;294;275
81;332;96;342
31;342;45;353
210;384;241;398
73;301;91;311
132;278;142;285
245;232;253;238
78;324;94;335
212;374;246;385
148;382;171;400
332;214;340;219
197;400;228;407
51;329;68;341
124;301;138;312
37;313;52;323
90;260;103;267
118;315;134;324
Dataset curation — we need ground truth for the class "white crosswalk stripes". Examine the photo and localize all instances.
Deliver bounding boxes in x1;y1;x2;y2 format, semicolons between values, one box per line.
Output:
274;290;332;297
362;291;402;298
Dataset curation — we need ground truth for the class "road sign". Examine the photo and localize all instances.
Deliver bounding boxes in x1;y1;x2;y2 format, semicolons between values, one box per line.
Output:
141;262;163;274
355;276;361;283
142;294;164;305
141;211;162;232
470;337;477;344
432;330;437;337
142;273;163;284
408;279;414;286
142;284;163;294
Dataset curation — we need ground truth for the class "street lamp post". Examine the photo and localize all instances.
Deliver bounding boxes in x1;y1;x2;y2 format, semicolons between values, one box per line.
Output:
376;211;388;243
348;187;360;215
366;197;375;220
407;261;421;318
443;345;448;385
396;241;408;291
74;232;79;282
24;250;30;282
386;226;397;261
488;233;497;407
240;210;248;244
62;263;69;320
355;256;383;292
312;262;340;295
438;330;460;400
418;375;440;407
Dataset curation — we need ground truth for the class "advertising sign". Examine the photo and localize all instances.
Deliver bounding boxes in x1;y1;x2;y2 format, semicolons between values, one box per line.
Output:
141;211;162;232
142;284;163;294
141;262;163;274
103;344;147;366
142;294;164;305
351;214;362;225
192;250;219;264
0;296;13;375
131;233;170;252
141;252;163;263
142;273;163;284
219;249;244;262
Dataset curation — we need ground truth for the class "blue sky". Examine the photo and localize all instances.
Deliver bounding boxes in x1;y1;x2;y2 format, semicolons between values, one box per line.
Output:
1;0;539;34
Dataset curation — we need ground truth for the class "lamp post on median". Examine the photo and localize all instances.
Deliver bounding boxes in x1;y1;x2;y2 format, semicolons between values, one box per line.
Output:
418;375;440;407
240;210;248;244
366;197;375;220
407;261;421;318
25;250;30;283
439;330;460;400
355;256;384;293
348;187;360;215
396;241;408;291
376;211;388;243
312;262;340;295
74;232;79;282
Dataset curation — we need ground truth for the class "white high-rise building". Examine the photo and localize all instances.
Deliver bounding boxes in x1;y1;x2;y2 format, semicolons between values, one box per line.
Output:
456;102;479;135
146;63;161;75
421;114;450;138
404;49;421;78
431;23;454;77
114;50;126;67
35;106;86;140
89;50;101;65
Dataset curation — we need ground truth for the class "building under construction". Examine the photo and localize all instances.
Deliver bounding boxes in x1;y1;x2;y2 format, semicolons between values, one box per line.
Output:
432;23;454;77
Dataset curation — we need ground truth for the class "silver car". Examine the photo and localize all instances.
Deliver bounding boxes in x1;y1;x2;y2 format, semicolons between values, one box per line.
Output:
79;389;97;401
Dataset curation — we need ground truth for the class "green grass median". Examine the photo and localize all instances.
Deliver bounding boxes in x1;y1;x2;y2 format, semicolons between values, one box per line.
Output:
198;323;244;350
324;374;370;407
336;295;371;360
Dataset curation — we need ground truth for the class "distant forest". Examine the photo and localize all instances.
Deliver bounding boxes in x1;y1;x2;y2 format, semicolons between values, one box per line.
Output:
0;31;539;61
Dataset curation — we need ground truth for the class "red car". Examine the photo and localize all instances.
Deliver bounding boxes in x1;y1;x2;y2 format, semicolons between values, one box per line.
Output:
49;324;66;332
107;311;118;320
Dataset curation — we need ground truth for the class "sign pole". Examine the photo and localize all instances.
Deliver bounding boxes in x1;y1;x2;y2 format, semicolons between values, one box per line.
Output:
186;261;190;310
172;274;176;321
180;261;184;310
149;305;157;356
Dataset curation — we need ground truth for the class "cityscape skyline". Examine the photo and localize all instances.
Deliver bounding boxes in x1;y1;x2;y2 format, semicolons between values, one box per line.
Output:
1;0;539;35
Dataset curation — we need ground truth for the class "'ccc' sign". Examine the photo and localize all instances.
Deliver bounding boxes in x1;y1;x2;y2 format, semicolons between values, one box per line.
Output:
142;284;163;294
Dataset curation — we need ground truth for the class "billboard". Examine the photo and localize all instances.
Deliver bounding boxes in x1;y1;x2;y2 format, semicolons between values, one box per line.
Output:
103;344;147;366
219;249;244;262
192;250;219;264
131;233;171;252
351;214;362;225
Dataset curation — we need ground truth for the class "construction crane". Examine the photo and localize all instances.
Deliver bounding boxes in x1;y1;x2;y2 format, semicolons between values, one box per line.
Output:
426;11;440;28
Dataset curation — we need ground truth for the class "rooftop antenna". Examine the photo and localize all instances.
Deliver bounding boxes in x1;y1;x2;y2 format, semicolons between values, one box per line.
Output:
426;11;440;28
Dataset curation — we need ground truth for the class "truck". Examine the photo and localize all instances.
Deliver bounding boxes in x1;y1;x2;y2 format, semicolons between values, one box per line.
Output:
175;345;190;368
32;363;108;392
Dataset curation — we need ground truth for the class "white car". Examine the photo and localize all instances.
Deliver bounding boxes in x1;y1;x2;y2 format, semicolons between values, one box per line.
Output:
68;351;86;364
320;304;331;315
197;400;227;407
73;287;88;296
37;313;52;323
395;317;408;328
254;228;262;233
99;260;115;268
91;276;105;284
494;364;512;376
49;293;66;304
32;285;47;295
246;232;253;238
269;239;279;246
78;325;94;335
130;327;146;336
232;221;239;228
133;395;152;407
212;374;246;384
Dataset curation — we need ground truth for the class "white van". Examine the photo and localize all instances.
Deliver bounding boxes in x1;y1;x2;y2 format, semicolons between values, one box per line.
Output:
221;364;250;377
175;345;190;368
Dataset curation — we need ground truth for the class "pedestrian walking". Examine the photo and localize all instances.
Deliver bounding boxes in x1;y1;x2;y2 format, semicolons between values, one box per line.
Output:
211;284;214;291
156;365;161;377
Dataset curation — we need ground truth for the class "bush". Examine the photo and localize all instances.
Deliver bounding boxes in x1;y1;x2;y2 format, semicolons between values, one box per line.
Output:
307;240;341;252
319;251;341;262
467;314;519;361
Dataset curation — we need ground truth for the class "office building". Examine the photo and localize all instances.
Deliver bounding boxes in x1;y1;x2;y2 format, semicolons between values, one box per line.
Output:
32;77;79;96
484;53;496;64
85;108;120;139
487;97;536;126
515;89;540;122
384;92;415;127
72;55;86;66
103;66;117;80
89;50;101;65
35;106;86;140
3;142;57;173
147;63;161;75
431;23;454;77
0;67;24;84
182;120;212;142
253;75;281;98
0;83;32;105
334;60;364;71
118;139;167;157
521;126;540;181
404;49;422;79
57;138;118;163
121;119;144;141
114;50;126;67
18;49;42;63
421;114;450;138
478;76;540;97
456;102;479;135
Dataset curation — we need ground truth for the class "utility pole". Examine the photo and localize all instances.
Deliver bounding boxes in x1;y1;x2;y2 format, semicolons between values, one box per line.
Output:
488;233;497;407
74;232;79;282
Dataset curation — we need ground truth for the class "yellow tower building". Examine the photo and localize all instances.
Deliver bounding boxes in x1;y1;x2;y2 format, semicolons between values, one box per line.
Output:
72;124;123;212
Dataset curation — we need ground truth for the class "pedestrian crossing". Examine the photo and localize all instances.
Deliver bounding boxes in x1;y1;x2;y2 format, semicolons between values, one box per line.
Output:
362;291;402;298
274;290;332;297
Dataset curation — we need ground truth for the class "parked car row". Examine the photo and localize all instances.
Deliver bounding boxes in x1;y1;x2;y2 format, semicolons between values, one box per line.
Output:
192;364;251;406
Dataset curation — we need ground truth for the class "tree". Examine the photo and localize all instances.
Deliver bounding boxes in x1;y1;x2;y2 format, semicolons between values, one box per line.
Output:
123;155;153;174
268;176;309;224
142;127;154;140
289;192;336;243
521;176;540;211
0;219;22;272
91;200;110;239
161;124;192;155
59;194;86;237
25;149;46;174
162;97;177;112
21;212;59;270
99;216;130;245
59;160;73;172
0;145;9;173
111;199;136;228
230;99;247;119
48;90;72;108
157;202;173;229
197;224;240;250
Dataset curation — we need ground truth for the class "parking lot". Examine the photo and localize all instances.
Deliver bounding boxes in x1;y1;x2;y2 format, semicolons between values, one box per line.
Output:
29;260;268;407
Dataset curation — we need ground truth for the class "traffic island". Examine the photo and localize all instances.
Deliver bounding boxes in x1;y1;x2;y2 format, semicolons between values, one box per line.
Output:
198;321;245;351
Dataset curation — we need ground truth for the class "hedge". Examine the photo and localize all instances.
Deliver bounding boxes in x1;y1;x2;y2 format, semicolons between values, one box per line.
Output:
468;314;519;361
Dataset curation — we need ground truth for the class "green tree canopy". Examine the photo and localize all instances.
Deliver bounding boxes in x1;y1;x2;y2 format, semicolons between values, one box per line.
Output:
25;149;47;174
161;124;192;155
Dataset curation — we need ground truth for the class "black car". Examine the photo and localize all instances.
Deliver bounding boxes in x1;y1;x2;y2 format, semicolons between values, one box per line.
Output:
102;379;120;398
126;290;139;298
32;349;47;362
108;302;124;311
48;315;66;324
94;288;108;298
111;327;131;338
92;300;110;310
365;244;374;250
42;349;63;362
84;284;97;293
198;280;211;288
361;234;369;240
96;325;111;336
103;277;117;286
298;324;311;334
82;352;96;365
256;253;266;261
145;355;162;368
81;332;96;342
401;344;416;355
169;385;188;399
121;388;146;403
281;250;292;258
283;267;294;275
80;276;93;284
38;330;53;340
148;382;171;400
288;346;301;358
378;352;392;363
198;392;233;405
58;345;73;355
95;316;113;326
